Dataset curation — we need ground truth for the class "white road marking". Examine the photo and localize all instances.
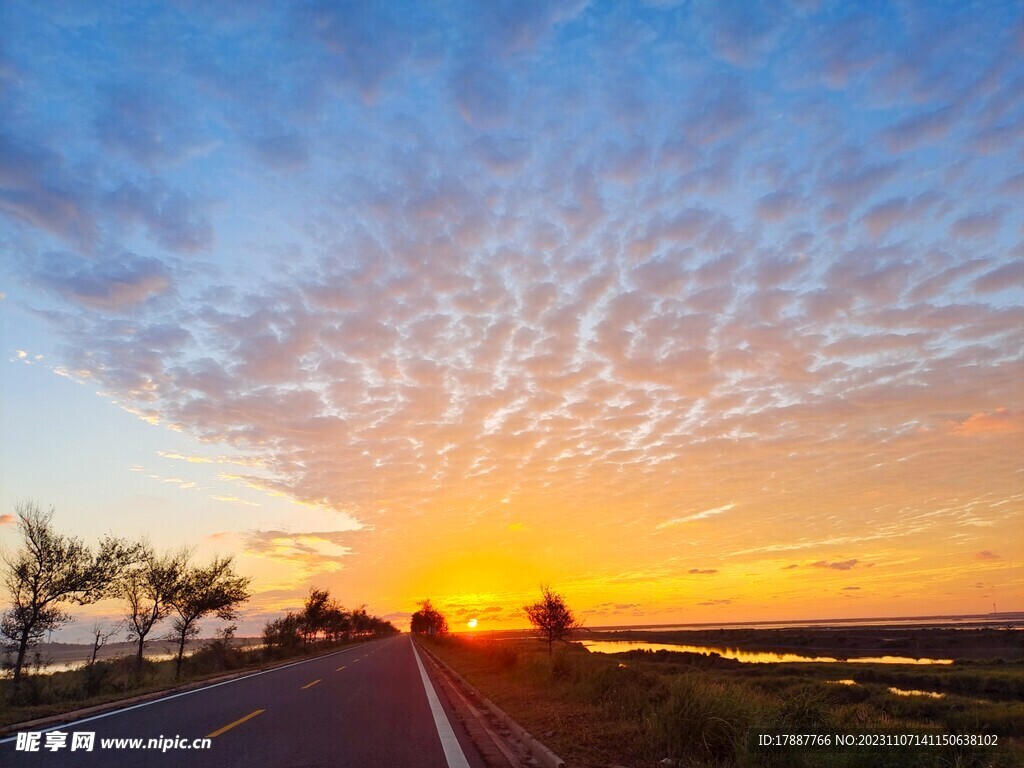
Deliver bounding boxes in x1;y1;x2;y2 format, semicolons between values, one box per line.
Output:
410;637;471;768
0;642;373;745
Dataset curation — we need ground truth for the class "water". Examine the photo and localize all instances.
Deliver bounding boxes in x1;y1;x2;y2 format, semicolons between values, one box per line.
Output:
26;651;178;675
15;643;264;676
828;680;949;699
889;687;945;698
579;640;954;665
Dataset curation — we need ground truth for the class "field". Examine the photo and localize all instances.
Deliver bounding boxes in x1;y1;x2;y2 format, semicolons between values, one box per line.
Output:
426;630;1024;768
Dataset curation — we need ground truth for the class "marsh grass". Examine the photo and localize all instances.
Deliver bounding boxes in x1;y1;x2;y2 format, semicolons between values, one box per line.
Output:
427;637;1023;768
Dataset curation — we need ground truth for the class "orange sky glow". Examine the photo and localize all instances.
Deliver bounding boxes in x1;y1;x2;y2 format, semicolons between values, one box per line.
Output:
1;2;1022;639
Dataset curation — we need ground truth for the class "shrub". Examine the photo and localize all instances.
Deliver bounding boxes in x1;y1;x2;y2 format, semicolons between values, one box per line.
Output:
483;640;519;670
644;674;757;764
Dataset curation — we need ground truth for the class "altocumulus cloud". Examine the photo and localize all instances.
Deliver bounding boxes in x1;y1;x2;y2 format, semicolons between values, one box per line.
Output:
1;0;1022;612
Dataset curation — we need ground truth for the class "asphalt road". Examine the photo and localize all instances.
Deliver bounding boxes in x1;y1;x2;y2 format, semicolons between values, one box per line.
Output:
0;635;489;768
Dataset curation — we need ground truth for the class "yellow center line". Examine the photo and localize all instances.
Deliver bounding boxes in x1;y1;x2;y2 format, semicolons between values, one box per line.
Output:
302;679;322;689
336;665;346;671
206;709;265;739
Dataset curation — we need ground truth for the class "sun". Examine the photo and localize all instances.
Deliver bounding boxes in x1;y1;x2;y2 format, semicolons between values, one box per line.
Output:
467;618;478;628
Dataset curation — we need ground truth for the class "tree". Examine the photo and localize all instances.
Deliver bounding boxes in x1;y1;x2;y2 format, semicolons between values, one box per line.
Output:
119;544;188;677
300;588;332;643
323;601;351;643
0;502;137;694
410;599;448;636
166;555;252;677
262;612;302;653
84;620;122;695
87;620;122;669
524;585;582;656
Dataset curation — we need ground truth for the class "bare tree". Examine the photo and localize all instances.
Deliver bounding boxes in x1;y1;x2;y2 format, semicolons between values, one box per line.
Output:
119;544;188;678
84;620;122;695
524;585;583;656
1;502;136;694
87;621;122;669
166;555;252;677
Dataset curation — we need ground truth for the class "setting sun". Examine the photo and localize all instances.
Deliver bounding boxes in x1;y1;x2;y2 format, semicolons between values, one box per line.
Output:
467;619;478;629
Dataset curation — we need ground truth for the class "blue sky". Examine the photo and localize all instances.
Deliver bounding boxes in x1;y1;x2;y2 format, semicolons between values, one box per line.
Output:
1;1;1022;635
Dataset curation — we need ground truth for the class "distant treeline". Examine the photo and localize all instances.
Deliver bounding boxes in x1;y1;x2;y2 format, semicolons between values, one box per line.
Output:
262;588;398;652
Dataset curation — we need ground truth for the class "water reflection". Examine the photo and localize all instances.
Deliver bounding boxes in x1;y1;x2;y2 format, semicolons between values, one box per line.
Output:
889;687;946;698
579;640;953;665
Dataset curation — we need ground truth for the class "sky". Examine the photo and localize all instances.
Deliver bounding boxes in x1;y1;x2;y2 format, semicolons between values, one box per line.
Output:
1;0;1022;639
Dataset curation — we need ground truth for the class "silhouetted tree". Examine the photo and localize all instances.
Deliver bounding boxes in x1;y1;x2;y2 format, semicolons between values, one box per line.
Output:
1;502;137;695
262;612;302;652
166;555;252;677
87;620;122;669
524;585;582;656
84;621;122;695
119;544;188;677
410;599;448;636
300;588;332;643
323;602;352;642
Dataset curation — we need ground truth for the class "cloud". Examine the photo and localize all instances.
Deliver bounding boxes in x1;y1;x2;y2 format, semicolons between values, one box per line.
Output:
657;503;734;529
811;559;858;571
882;106;955;152
295;0;414;100
94;84;205;165
474;0;589;56
5;1;1022;628
105;180;212;253
681;74;753;146
693;0;781;68
32;252;172;311
841;586;861;591
251;132;309;171
452;64;511;130
0;133;96;246
211;495;260;507
951;408;1023;436
950;211;1004;239
756;191;799;222
698;599;732;606
974;550;1000;561
241;528;362;578
688;568;718;575
973;262;1024;293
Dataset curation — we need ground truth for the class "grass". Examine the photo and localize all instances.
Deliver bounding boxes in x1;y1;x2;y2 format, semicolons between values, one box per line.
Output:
425;636;1024;768
0;637;377;730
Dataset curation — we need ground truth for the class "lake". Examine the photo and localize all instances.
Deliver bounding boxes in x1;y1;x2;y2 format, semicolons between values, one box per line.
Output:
579;640;954;665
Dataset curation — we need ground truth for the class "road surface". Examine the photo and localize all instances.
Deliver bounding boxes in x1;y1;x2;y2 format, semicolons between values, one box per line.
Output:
0;635;489;767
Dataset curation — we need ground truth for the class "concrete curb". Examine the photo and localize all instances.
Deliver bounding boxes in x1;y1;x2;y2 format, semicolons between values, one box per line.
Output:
0;641;370;737
417;640;566;768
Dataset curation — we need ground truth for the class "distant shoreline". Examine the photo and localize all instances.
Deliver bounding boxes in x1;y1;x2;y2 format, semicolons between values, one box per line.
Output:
583;612;1024;632
457;612;1024;636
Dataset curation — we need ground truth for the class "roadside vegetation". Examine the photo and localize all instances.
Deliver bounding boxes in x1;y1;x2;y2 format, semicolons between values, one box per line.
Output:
0;502;397;728
421;594;1023;768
